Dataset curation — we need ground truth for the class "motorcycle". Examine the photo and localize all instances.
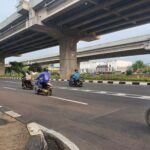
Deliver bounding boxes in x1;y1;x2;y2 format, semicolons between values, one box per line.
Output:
145;108;150;127
69;78;83;87
35;81;53;96
22;78;34;90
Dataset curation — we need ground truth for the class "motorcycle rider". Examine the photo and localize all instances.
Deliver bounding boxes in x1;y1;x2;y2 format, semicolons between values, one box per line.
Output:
22;71;32;85
71;69;80;84
36;68;51;88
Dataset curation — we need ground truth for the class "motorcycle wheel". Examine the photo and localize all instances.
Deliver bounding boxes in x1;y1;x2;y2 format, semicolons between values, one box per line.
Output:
69;81;73;87
78;81;83;87
45;88;52;96
145;108;150;127
22;83;26;89
30;85;34;90
34;87;39;94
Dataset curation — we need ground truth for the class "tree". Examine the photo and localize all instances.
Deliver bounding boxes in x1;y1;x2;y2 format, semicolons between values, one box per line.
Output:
5;67;12;75
132;60;145;72
10;62;24;74
126;69;133;76
29;63;42;72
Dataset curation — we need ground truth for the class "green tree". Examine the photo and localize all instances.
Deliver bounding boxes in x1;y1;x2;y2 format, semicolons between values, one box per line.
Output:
126;69;133;76
132;60;145;72
10;62;24;74
143;66;150;74
29;63;42;72
5;67;12;75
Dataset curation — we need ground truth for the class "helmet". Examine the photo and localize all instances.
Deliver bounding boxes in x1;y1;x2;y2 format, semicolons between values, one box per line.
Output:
27;71;31;75
74;69;78;72
44;68;48;72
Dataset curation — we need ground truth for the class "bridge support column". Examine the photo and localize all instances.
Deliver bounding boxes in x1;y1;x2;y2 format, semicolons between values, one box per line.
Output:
60;37;78;79
0;59;5;76
77;61;80;71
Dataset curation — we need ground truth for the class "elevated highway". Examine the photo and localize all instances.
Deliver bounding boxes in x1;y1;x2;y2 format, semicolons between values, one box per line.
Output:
22;34;150;65
1;0;150;78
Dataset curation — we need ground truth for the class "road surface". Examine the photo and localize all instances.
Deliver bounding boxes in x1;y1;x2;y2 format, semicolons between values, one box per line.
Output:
0;78;150;150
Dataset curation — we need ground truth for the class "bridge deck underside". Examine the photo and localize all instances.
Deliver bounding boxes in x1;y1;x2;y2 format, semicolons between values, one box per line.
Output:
1;0;150;58
0;29;58;58
44;0;150;36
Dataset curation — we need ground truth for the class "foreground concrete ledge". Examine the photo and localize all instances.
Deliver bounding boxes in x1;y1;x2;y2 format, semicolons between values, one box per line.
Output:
27;122;80;150
0;105;79;150
1;77;150;86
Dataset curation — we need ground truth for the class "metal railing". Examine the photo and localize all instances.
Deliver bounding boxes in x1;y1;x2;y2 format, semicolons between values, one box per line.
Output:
0;20;26;40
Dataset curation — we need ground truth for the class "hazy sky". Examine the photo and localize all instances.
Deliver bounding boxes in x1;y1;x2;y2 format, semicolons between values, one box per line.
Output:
1;0;150;64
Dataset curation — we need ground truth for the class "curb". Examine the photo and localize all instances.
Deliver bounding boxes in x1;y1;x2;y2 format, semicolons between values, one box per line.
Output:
0;105;79;150
1;77;150;86
27;122;79;150
50;79;150;86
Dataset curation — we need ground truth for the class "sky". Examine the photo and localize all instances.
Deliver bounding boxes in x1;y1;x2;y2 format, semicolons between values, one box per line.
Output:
1;0;150;64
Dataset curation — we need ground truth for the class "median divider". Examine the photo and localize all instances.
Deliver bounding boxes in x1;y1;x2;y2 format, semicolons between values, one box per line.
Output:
0;77;150;86
43;79;150;86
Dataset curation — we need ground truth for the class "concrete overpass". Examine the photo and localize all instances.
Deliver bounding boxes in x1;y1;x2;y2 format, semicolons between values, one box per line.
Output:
1;0;150;78
21;34;150;66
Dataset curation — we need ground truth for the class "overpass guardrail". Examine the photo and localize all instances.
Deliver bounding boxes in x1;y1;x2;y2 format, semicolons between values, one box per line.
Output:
0;20;27;40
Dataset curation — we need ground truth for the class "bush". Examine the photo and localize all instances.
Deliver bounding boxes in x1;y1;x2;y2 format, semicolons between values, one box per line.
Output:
51;72;60;79
126;69;133;76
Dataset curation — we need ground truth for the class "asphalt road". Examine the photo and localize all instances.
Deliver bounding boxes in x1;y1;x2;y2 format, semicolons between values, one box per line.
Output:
0;78;150;150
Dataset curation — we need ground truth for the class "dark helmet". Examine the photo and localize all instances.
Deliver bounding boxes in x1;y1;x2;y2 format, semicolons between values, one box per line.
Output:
27;71;30;75
74;69;78;72
44;68;48;72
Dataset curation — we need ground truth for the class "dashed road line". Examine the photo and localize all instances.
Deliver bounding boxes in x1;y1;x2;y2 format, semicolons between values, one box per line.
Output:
49;96;88;106
56;86;150;101
2;80;150;102
3;87;17;91
2;81;20;84
5;110;21;118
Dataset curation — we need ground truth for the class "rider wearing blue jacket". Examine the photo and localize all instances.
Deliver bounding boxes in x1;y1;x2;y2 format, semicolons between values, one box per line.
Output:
71;69;80;81
36;68;51;88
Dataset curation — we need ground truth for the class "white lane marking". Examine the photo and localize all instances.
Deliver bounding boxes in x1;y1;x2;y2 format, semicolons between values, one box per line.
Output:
115;93;126;96
58;87;68;90
0;106;2;108
2;82;150;101
5;111;21;118
2;81;20;84
3;87;17;91
49;96;88;105
81;89;91;92
55;86;150;101
94;91;107;94
71;88;79;91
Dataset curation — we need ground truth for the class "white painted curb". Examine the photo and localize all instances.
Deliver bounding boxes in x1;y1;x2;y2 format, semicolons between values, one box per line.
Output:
1;77;150;86
27;122;80;150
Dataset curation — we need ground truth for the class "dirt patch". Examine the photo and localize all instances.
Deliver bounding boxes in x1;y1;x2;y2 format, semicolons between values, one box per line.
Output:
0;112;29;150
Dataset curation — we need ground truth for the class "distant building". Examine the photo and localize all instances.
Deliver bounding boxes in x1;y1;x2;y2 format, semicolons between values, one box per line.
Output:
80;60;132;73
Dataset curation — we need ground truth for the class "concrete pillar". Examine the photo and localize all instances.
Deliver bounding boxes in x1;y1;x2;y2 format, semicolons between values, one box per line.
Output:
0;59;5;76
59;37;78;79
77;61;80;71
